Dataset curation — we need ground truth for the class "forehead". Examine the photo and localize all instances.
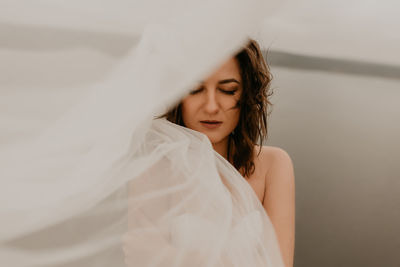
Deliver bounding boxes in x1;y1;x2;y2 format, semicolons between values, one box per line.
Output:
205;57;241;83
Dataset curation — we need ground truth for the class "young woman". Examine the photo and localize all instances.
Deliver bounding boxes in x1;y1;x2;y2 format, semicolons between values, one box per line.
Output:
162;39;295;267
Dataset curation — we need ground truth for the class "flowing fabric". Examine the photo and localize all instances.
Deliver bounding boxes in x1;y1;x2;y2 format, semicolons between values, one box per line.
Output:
0;0;285;266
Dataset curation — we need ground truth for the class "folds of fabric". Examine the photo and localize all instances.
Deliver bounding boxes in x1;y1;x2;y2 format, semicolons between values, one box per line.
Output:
0;0;284;266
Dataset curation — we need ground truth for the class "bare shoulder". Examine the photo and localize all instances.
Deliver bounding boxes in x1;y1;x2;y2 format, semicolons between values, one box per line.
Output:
255;145;295;267
254;145;294;183
254;145;293;167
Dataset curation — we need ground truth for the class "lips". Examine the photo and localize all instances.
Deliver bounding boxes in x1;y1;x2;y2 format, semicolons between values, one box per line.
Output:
200;120;222;129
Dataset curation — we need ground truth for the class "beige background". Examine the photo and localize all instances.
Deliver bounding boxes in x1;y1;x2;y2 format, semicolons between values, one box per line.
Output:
268;58;400;266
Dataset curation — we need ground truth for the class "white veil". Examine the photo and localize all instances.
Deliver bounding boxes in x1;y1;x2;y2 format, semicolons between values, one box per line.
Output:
0;1;285;266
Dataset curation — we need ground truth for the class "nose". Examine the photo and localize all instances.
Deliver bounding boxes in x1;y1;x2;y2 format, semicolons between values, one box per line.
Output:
203;89;219;114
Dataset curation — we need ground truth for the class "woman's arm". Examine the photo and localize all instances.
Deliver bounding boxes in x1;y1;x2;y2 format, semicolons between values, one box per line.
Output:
262;147;295;267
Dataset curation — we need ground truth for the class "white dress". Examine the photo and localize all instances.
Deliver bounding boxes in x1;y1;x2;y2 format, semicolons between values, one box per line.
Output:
0;1;284;266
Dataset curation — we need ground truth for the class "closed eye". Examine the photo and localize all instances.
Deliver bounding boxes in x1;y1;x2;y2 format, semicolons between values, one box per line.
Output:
189;87;204;95
219;88;238;95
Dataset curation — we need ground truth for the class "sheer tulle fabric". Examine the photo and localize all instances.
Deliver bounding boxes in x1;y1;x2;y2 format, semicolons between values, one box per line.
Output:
122;119;283;267
0;0;284;266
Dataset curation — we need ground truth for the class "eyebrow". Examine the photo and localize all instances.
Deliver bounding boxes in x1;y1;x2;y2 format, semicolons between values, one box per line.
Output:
218;79;240;85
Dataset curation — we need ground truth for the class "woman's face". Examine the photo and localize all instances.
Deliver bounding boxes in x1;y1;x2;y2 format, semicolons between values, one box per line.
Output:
181;57;242;145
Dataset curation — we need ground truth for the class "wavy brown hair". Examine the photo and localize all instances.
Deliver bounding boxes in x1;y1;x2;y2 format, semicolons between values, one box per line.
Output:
161;39;272;178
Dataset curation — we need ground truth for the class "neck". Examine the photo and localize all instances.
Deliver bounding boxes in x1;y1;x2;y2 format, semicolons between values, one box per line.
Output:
212;136;229;160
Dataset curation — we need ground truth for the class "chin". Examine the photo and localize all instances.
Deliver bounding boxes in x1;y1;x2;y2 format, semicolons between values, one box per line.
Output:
202;132;227;145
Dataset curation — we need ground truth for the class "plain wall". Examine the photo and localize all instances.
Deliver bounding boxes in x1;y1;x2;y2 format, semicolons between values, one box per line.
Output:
267;65;400;267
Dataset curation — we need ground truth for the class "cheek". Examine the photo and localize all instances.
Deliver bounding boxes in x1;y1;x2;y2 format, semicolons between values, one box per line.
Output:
181;98;197;126
220;94;241;118
223;106;240;132
227;95;241;127
220;91;241;111
230;109;241;126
